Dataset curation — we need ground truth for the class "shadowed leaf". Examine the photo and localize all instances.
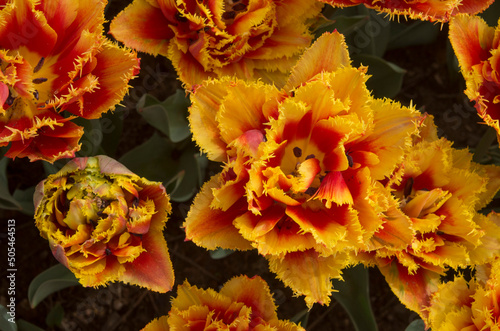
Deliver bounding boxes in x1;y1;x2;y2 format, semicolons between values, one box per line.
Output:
28;264;79;308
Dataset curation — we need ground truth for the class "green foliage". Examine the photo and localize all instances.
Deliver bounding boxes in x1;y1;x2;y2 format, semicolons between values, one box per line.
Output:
387;21;439;50
332;264;378;331
353;53;406;98
405;319;426;331
290;309;309;328
28;264;79;308
119;132;207;202
0;157;35;215
209;248;235;259
45;303;64;328
0;305;16;331
137;89;191;143
0;305;45;331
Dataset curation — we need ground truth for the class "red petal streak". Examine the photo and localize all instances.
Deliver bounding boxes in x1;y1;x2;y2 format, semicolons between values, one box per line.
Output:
109;0;174;56
120;229;174;293
314;171;353;207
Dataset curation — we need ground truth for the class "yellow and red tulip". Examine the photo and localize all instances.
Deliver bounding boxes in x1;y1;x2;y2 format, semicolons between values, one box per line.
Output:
109;0;323;88
428;250;500;330
321;0;493;22
361;119;500;322
34;155;174;292
449;14;500;142
185;31;422;307
0;0;139;162
142;275;305;331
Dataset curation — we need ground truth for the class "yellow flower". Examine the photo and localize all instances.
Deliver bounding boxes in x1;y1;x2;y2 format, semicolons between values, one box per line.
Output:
142;275;305;331
34;156;174;292
185;31;422;307
322;0;493;22
449;14;500;142
109;0;323;88
360;118;500;321
0;0;139;162
428;250;500;331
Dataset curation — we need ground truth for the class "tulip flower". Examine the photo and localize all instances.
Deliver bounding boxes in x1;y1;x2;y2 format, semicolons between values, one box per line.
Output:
360;119;500;322
142;275;305;331
449;14;500;142
34;155;174;292
0;0;139;162
185;31;422;307
321;0;493;22
109;0;323;88
428;250;500;330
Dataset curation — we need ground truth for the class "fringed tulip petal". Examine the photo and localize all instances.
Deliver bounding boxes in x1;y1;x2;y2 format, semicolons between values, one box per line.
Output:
0;0;139;162
185;174;254;251
34;156;175;292
450;15;500;142
268;250;348;308
378;259;441;321
142;276;305;331
109;0;173;57
428;257;500;330
321;0;494;22
284;30;351;91
110;0;323;88
366;128;500;322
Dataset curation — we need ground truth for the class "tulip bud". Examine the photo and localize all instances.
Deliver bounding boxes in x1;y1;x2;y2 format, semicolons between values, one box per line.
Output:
34;155;174;292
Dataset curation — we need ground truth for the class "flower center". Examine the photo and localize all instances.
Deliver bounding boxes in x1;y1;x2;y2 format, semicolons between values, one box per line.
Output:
1;47;58;113
222;0;249;22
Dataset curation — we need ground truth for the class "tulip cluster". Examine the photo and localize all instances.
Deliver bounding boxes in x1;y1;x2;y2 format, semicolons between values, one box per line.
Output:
22;0;500;329
0;0;139;162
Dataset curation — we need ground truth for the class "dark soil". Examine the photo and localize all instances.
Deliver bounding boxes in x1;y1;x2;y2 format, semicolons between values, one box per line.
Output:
0;2;495;331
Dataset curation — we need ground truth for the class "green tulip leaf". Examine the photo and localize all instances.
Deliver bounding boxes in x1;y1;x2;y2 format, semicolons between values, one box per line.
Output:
28;264;79;308
98;110;125;157
0;304;17;331
209;248;235;259
12;186;35;216
388;21;439;50
353;53;405;98
332;265;377;331
0;157;22;211
119;133;177;183
16;320;45;331
45;303;64;328
290;309;309;328
405;319;426;331
137;90;191;143
169;149;208;202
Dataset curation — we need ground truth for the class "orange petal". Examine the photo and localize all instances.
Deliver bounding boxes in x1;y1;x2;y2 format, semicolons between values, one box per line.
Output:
377;259;441;321
109;0;174;57
268;249;348;307
314;171;353;207
61;40;140;119
234;205;317;255
119;227;174;293
141;316;170;331
286;203;363;251
184;174;253;250
0;0;57;56
284;31;351;91
220;275;278;322
449;14;495;72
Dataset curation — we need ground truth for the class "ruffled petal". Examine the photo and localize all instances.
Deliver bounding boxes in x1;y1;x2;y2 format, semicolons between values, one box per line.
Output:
268;250;349;308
